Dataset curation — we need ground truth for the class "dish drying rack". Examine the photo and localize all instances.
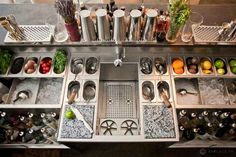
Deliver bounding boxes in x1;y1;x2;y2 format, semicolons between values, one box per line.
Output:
193;25;236;44
4;25;52;44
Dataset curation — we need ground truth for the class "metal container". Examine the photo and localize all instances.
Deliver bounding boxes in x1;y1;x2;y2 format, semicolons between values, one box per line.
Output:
128;9;142;41
80;10;97;41
113;9;126;41
96;9;111;41
142;9;157;41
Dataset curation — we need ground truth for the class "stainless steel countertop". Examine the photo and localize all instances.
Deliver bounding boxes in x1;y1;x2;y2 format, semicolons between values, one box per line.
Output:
0;3;236;46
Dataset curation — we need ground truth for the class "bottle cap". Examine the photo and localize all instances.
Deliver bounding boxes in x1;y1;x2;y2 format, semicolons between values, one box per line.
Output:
179;110;186;116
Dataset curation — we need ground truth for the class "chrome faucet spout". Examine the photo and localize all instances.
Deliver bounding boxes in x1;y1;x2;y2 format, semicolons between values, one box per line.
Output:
114;46;125;67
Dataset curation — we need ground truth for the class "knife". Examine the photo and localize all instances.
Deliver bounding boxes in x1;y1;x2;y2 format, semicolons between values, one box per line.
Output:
70;106;93;134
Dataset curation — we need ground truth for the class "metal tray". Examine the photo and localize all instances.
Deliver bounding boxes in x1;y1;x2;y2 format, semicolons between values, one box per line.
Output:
4;25;52;44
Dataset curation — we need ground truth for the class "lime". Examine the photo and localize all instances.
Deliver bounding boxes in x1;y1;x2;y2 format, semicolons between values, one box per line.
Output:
214;59;224;69
231;66;236;74
217;68;225;75
229;59;236;67
65;109;75;119
201;60;212;70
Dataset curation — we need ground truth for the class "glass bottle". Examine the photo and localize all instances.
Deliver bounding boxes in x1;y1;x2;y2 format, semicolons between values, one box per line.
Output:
156;10;167;42
215;123;230;138
178;110;191;128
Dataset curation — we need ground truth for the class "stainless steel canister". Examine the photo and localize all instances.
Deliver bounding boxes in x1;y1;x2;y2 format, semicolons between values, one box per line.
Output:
80;10;97;41
96;9;111;41
142;9;157;41
128;9;142;41
113;9;126;41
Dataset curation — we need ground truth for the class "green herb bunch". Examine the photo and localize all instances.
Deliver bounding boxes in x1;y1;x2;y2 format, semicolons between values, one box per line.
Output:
168;0;191;38
0;49;13;74
53;49;67;74
55;0;76;24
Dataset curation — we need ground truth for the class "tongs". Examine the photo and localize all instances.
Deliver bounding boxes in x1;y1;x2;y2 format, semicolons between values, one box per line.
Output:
0;14;24;40
218;20;236;41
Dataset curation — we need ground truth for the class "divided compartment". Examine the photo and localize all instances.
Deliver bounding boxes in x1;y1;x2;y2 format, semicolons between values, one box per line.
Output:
174;78;202;106
85;57;99;75
82;80;98;103
213;57;229;76
66;80;81;103
185;56;200;75
140;80;156;103
156;79;173;103
59;104;95;140
142;104;178;140
70;57;84;76
38;56;53;75
8;57;25;75
36;78;64;105
198;78;230;105
228;57;236;75
171;57;186;75
6;78;40;104
199;57;215;76
154;57;169;75
139;57;154;76
23;57;39;75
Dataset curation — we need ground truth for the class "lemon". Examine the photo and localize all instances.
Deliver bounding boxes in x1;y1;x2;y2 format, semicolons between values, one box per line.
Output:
202;69;212;74
202;61;212;70
217;68;225;75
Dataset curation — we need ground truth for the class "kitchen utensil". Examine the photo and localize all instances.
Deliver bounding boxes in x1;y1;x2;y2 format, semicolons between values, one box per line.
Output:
68;81;80;105
83;84;96;102
71;58;83;80
70;106;93;134
128;9;142;41
142;9;157;41
142;84;154;101
157;81;171;108
177;88;198;96
113;9;126;41
96;9;111;41
13;90;31;103
80;10;97;41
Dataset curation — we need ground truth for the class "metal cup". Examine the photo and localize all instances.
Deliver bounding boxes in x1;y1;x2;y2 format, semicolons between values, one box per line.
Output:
128;9;142;41
142;9;157;41
80;10;97;41
96;9;111;41
113;9;126;41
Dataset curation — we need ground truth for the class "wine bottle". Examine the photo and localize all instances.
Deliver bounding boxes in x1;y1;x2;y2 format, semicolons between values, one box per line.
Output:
206;122;214;135
182;128;196;141
41;113;57;130
188;112;199;128
0;128;6;143
215;123;230;138
219;112;231;124
229;123;236;135
0;111;11;129
27;112;43;130
178;110;191;128
194;125;206;136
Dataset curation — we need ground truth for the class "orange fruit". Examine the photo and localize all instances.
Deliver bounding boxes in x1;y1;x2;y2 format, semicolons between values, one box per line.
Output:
174;68;184;74
172;59;184;69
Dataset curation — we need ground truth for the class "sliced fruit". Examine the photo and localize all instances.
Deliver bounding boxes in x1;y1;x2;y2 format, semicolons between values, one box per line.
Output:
201;60;212;70
229;59;236;67
174;68;184;74
214;59;225;69
217;68;225;75
172;59;184;69
231;66;236;74
202;69;212;74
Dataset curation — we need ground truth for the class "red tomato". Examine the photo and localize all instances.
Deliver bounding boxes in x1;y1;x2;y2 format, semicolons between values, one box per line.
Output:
45;67;50;71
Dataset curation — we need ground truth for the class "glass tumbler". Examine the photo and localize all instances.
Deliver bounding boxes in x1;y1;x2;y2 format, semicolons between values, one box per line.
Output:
181;12;203;43
45;14;68;43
